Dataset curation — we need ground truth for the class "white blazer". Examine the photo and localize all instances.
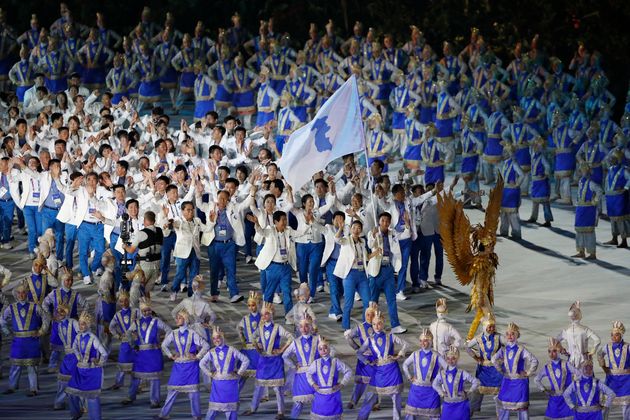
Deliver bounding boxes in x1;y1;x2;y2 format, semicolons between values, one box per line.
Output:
333;235;369;279
57;187;106;227
254;226;297;271
367;228;402;276
291;208;326;244
9;169;41;209
37;171;69;211
380;197;418;241
173;217;211;259
201;199;249;247
250;206;275;245
320;224;347;267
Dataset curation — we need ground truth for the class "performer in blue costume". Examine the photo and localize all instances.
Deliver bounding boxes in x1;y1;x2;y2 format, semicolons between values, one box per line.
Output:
432;346;479;420
534;337;578;420
598;321;630;419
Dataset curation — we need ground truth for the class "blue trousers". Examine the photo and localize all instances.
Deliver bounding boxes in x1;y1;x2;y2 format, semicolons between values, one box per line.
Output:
0;199;14;243
160;233;176;285
397;238;412;293
418;233;444;281
129;377;160;404
296;242;324;299
64;224;78;269
77;222;105;277
369;265;401;328
325;259;342;316
342;269;371;330
161;390;200;418
172;252;200;294
110;233;136;291
208;240;239;297
263;262;293;314
41;207;65;260
409;237;423;287
23;205;42;252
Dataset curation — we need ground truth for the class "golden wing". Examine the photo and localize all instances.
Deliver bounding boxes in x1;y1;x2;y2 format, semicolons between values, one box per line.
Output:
437;191;474;285
484;176;504;235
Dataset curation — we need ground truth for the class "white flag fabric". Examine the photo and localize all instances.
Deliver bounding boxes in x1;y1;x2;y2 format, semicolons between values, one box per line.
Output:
278;75;365;189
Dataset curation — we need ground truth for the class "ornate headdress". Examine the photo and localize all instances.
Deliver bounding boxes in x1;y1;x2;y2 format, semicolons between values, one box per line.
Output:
482;314;496;329
612;321;626;336
117;289;130;302
139;297;152;311
261;301;275;315
248;291;262;306
177;309;191;323
506;322;520;337
299;312;313;326
568;301;582;321
365;302;379;318
435;298;448;314
191;275;205;291
373;310;385;323
212;325;224;339
446;345;460;359
548;337;563;352
79;311;94;326
55;302;70;319
297;283;310;299
419;328;433;341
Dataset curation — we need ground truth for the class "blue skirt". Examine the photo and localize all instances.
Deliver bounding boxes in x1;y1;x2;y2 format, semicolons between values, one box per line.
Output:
483;138;503;162
369;362;403;394
256;355;285;386
312;389;343;417
138;80;161;102
111;92;128;105
241;348;259;374
50;321;63;348
436;117;455;140
606;374;630;398
531;179;550;200
461;155;479;175
118;342;134;365
59;353;78;380
391;111;405;130
215;84;232;106
515;148;531;169
406;384;440;410
67;366;103;396
194;99;215;119
501;187;521;210
293;371;314;399
476;364;503;391
419;106;434;124
498;377;529;406
256;111;275;127
591;167;603;184
442;400;470;420
82;68;105;86
10;336;41;363
425;166;445;185
575;206;597;229
355;358;374;383
133;348;163;377
606;193;628;218
168;360;200;389
545;394;573;419
180;72;195;92
575;412;603;420
160;67;178;88
555;153;576;175
46;78;68;94
16;85;32;103
233;91;255;112
210;378;239;405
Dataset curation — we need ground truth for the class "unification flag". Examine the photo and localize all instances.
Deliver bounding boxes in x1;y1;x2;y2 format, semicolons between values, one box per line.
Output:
278;75;365;189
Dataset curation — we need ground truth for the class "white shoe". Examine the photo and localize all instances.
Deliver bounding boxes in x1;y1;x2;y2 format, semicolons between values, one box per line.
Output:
354;292;361;302
83;276;92;285
420;280;429;289
230;294;244;303
396;291;408;301
94;268;104;277
160;285;169;292
328;314;342;321
169;292;177;302
316;285;324;292
245;256;253;264
218;280;225;289
306;297;313;304
3;244;12;250
17;227;26;235
273;293;282;304
391;325;407;334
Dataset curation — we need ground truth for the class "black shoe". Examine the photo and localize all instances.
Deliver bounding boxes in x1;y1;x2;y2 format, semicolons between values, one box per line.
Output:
53;405;65;410
3;389;15;394
542;221;551;227
411;287;421;294
150;402;162;409
26;390;37;397
121;398;133;405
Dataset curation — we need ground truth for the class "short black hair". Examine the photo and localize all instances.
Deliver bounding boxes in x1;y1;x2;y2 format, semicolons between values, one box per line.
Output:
378;211;392;221
273;210;287;223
